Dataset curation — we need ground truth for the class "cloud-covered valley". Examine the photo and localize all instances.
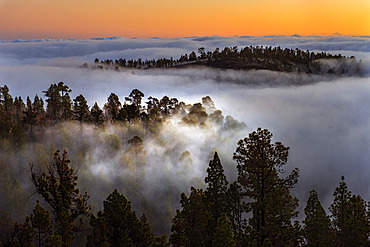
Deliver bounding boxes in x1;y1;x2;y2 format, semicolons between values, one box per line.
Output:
0;35;369;234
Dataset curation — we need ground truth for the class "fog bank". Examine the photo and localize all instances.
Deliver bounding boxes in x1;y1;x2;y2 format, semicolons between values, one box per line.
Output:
0;35;369;233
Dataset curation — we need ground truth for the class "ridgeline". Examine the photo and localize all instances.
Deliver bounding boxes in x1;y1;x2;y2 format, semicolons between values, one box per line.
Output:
87;46;363;75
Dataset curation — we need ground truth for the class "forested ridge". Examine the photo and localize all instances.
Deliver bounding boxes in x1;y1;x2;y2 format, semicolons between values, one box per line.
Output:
0;83;369;246
88;46;363;75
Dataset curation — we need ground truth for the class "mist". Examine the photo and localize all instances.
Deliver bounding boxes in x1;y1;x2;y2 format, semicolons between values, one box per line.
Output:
0;35;369;234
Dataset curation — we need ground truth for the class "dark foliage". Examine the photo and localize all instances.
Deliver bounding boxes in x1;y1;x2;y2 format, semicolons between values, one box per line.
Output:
91;46;362;75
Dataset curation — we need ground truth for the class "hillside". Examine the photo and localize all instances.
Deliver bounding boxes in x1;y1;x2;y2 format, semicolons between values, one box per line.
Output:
89;46;363;75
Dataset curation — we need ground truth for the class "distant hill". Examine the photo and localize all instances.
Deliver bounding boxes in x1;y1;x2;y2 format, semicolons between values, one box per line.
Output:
86;46;363;76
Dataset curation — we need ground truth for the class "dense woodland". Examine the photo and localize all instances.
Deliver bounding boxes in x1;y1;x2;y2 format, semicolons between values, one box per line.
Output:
0;83;369;247
89;46;363;75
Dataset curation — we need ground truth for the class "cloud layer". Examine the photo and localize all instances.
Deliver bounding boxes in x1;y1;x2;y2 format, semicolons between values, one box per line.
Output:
0;35;369;230
1;35;369;63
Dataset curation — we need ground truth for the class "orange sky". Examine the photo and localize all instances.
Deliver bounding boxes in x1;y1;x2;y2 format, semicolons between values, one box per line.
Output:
0;0;369;40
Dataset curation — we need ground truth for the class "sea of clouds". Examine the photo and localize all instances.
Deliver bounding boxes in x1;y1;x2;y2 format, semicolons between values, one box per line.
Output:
0;35;369;228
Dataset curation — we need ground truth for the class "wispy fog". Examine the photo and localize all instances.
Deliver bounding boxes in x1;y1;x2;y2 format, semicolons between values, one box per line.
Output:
0;35;369;233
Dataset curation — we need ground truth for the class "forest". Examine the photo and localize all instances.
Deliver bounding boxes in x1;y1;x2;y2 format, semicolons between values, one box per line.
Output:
0;83;369;247
89;46;363;76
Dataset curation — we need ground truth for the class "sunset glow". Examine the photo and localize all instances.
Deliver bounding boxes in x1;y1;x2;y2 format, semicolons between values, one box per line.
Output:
0;0;369;40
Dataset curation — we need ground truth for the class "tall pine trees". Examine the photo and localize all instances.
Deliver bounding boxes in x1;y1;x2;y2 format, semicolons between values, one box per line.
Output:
170;152;229;247
30;150;91;247
233;128;299;246
72;94;90;123
87;189;154;247
205;152;228;230
303;190;332;246
330;176;369;247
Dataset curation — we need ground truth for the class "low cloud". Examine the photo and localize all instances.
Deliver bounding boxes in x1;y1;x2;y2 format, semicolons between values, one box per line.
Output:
0;36;369;232
1;35;369;63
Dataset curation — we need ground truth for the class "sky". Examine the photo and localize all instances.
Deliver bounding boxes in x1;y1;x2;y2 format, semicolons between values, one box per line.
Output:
0;0;369;40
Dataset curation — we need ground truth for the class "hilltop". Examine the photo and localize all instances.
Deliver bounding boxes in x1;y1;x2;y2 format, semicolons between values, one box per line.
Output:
87;46;363;75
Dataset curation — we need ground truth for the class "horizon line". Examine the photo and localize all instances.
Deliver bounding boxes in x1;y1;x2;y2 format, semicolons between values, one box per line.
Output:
1;34;370;43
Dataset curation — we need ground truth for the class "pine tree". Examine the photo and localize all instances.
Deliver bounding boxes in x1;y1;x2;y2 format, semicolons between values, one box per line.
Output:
0;85;14;113
123;104;139;123
330;176;352;246
303;190;332;246
72;94;90;123
43;84;62;121
86;212;109;247
3;217;35;247
118;107;128;122
233;128;299;246
292;220;305;246
90;102;104;126
88;189;152;247
0;106;12;138
31;200;52;247
33;95;45;115
261;185;299;246
125;89;144;110
137;214;154;247
213;214;236;247
169;210;187;247
183;103;208;125
23;96;37;130
19;217;34;247
105;93;121;122
329;176;369;247
204;152;228;234
153;234;169;247
159;96;171;116
346;195;369;246
202;96;216;114
43;82;72;122
33;95;46;127
30;150;91;247
13;96;25;122
126;136;146;173
146;96;160;112
58;82;72;121
170;187;211;247
226;181;245;242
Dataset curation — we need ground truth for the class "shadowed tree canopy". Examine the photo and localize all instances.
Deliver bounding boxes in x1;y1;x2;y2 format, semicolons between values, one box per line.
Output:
90;102;105;126
23;96;38;130
205;152;228;232
93;46;361;75
0;85;14;113
125;89;144;110
58;82;72;121
127;136;144;154
329;176;369;247
170;187;211;247
105;93;121;122
30;150;91;247
233;128;299;246
87;189;154;247
1;83;370;247
303;190;332;246
43;82;72;121
31;200;53;247
213;214;236;247
72;94;90;123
